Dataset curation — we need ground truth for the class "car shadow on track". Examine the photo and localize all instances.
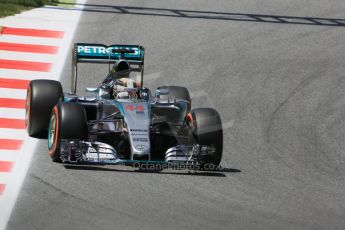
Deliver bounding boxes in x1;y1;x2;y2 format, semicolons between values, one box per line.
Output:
53;2;345;27
63;164;241;177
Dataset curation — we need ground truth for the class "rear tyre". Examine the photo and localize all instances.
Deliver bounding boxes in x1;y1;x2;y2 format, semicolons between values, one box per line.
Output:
48;102;88;162
156;86;191;110
26;80;63;138
189;108;223;169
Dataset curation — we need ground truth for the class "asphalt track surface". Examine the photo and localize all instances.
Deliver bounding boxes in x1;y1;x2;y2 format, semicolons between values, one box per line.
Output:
6;1;345;229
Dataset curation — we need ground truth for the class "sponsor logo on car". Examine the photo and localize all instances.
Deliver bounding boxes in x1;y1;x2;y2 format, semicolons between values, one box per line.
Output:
130;129;148;132
125;105;145;113
133;138;149;142
135;145;148;151
77;45;139;55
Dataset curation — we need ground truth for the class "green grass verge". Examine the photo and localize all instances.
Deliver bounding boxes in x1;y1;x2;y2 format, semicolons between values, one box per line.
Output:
0;0;76;18
58;0;75;8
0;3;32;18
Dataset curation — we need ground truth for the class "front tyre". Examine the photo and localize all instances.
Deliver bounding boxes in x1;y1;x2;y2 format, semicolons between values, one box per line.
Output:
48;102;88;162
188;108;223;168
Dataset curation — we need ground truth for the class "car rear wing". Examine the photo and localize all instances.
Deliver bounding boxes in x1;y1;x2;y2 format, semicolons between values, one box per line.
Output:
71;43;145;94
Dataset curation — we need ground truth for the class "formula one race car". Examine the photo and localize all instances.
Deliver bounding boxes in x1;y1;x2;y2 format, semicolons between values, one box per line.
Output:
25;43;223;169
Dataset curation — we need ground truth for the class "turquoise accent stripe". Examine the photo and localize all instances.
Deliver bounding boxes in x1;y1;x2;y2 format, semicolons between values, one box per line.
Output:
114;101;126;116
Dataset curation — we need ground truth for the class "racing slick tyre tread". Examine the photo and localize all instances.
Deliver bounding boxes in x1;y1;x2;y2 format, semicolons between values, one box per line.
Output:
26;80;63;138
157;86;191;110
48;102;88;162
189;108;223;169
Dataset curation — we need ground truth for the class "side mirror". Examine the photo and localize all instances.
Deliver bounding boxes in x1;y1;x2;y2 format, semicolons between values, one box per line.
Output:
156;86;170;96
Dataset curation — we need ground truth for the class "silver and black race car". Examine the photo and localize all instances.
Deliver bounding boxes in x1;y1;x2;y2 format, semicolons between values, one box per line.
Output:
25;43;223;170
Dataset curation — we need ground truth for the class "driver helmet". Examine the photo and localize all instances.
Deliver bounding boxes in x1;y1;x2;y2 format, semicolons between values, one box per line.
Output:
110;59;130;75
111;60;137;98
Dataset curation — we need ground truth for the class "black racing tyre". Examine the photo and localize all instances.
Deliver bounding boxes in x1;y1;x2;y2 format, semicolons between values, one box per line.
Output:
48;102;88;162
188;108;223;168
156;86;191;110
25;80;63;138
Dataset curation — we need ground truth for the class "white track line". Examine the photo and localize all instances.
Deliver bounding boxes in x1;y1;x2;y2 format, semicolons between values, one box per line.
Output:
0;35;64;46
0;88;26;99
0;51;56;63
0;129;27;140
0;1;86;230
0;150;19;162
0;69;54;80
0;108;25;120
0;8;81;30
0;173;12;185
